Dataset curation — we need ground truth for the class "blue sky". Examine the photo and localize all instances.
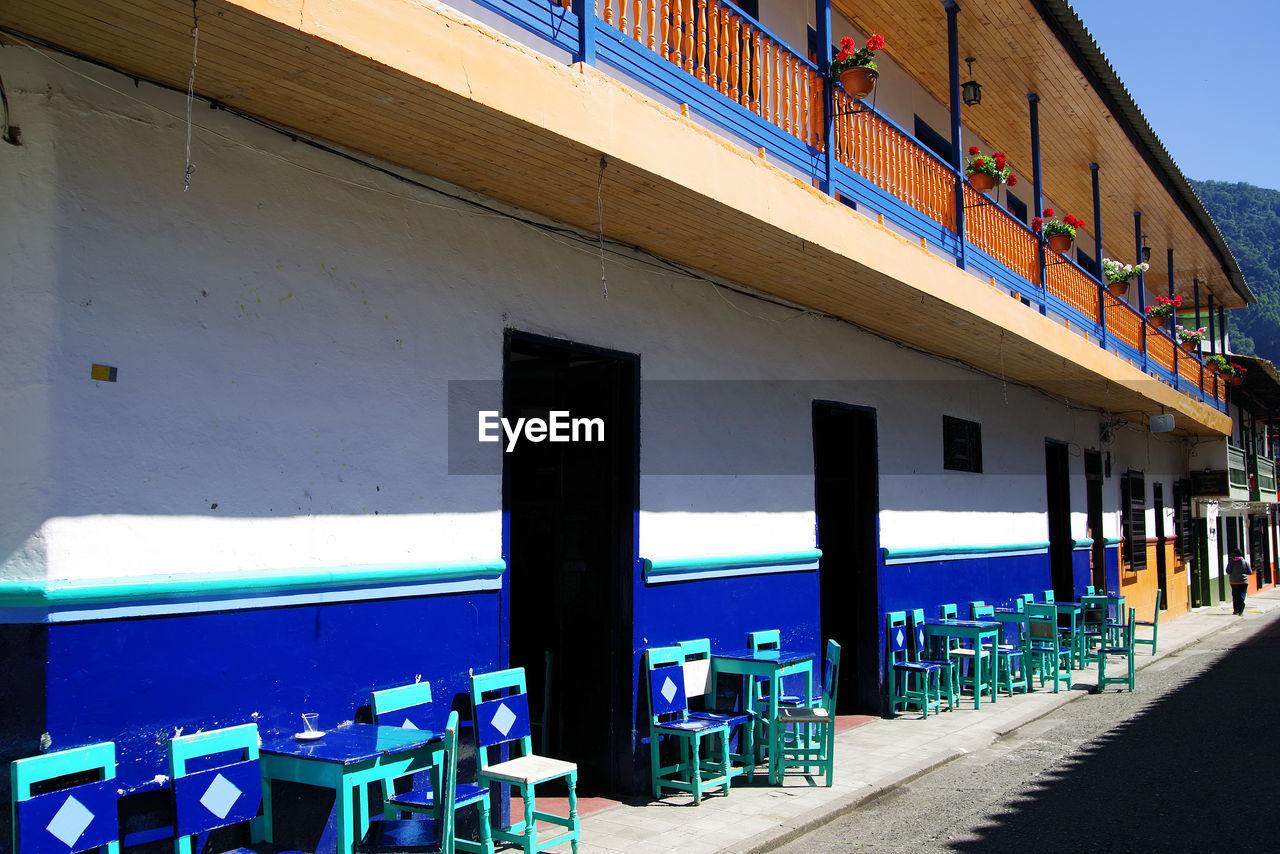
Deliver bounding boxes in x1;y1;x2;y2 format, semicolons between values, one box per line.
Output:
1067;0;1279;190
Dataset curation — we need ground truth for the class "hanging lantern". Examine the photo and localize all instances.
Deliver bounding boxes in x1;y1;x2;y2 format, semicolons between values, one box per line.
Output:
962;57;982;106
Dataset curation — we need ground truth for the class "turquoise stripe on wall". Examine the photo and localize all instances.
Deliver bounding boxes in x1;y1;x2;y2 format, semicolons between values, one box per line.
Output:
642;550;821;584
0;560;506;623
883;543;1050;565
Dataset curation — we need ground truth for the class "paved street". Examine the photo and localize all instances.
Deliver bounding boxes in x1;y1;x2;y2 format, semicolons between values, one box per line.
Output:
773;606;1280;853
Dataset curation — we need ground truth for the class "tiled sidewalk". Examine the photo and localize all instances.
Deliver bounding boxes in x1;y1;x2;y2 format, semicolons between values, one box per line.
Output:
576;589;1280;854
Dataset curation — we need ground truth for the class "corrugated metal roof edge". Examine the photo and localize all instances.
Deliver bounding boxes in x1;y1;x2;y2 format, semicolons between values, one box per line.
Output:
1034;0;1254;306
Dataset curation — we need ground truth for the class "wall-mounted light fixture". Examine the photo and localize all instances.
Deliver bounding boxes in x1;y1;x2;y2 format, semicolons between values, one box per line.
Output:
1142;235;1152;263
962;57;982;106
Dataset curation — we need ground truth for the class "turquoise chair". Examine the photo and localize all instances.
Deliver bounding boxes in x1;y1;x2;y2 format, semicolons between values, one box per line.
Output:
973;605;1028;696
355;712;458;854
170;724;267;854
887;611;941;718
966;601;986;619
1096;608;1137;692
645;646;732;804
1042;590;1056;603
1133;590;1162;655
1079;594;1109;664
170;723;306;854
372;682;493;854
470;668;578;854
907;609;956;710
1026;603;1072;692
775;640;842;786
746;629;811;762
939;604;991;695
12;742;120;854
1021;593;1035;607
675;638;755;782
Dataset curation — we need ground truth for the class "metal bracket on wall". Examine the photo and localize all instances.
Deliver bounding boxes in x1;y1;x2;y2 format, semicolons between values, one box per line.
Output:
830;85;879;118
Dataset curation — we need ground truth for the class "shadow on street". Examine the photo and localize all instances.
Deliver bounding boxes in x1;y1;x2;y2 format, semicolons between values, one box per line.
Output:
951;615;1280;852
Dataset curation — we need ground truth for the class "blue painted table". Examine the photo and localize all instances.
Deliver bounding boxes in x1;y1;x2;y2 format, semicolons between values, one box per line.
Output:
923;619;1000;708
260;723;444;854
711;648;814;785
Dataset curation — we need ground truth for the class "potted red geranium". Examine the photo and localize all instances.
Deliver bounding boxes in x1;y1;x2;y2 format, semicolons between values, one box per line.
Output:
831;33;885;100
1145;294;1183;322
964;147;1017;193
1032;209;1085;253
1222;362;1247;386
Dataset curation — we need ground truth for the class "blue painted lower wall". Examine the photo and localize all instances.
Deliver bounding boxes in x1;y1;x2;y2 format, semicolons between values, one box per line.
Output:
629;563;820;790
880;549;1055;618
0;591;501;849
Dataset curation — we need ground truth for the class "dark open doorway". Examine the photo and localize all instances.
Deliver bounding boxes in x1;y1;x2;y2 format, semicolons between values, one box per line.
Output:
1045;440;1074;600
1085;450;1106;591
503;331;638;794
1153;482;1168;607
813;401;879;713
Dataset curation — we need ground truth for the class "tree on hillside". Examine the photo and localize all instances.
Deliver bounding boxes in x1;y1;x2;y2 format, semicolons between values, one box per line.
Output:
1190;180;1280;360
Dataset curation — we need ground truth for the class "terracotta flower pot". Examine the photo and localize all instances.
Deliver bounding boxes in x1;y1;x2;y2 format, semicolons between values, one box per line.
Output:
968;172;997;192
839;66;879;99
1107;282;1127;298
1181;342;1197;354
1047;233;1074;253
1208;363;1222;374
1231;375;1244;387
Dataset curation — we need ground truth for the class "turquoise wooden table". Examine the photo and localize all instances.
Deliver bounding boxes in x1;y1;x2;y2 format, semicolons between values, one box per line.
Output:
711;648;814;785
260;723;444;854
923;619;999;708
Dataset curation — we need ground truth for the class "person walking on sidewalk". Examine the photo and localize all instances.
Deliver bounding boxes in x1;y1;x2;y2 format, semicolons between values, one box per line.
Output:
1227;549;1253;616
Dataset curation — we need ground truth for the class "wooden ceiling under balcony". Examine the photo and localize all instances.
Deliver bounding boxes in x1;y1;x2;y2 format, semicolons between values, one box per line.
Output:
834;0;1246;308
0;0;1233;434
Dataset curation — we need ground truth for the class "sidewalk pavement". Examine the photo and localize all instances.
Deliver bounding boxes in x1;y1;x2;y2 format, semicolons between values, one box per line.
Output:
576;588;1280;854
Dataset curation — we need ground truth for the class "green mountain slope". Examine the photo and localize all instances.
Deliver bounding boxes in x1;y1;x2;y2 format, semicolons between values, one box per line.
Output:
1189;179;1280;359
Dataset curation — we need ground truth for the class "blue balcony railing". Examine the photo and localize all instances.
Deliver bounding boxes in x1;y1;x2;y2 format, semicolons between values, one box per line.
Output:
467;0;1226;411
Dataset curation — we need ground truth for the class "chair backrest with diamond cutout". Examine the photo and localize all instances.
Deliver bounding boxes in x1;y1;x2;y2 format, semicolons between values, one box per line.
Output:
645;647;690;726
372;682;434;731
885;611;911;667
169;723;264;854
12;741;120;854
907;609;932;662
469;667;535;769
371;682;436;808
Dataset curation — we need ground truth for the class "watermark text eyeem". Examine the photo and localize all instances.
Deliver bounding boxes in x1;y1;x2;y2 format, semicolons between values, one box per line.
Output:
478;410;605;452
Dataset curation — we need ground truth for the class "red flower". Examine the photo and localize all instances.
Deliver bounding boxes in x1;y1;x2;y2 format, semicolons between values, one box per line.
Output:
1007;174;1017;186
1032;217;1044;231
866;33;886;51
840;36;856;49
994;153;1006;168
968;145;980;156
836;49;850;62
1044;208;1054;217
1173;295;1184;306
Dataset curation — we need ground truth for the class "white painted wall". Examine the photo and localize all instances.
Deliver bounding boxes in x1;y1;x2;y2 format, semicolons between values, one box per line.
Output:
0;48;1187;580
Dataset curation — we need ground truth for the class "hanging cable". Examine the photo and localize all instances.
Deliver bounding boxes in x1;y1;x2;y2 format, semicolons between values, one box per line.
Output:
597;155;608;299
184;0;199;191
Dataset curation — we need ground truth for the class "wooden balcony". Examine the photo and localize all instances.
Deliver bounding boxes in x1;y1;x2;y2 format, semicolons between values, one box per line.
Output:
0;0;1234;433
